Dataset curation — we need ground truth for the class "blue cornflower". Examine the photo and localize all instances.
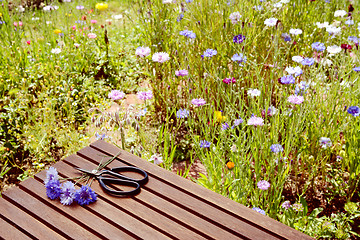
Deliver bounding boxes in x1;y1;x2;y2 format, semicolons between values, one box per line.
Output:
75;20;86;25
232;118;244;129
179;30;196;39
345;19;354;25
231;53;247;66
95;132;108;140
222;122;230;130
311;42;325;51
176;109;189;119
44;167;59;185
301;58;314;66
353;67;360;72
233;34;245;44
295;81;309;95
254;5;263;11
200;140;211;148
348;36;359;44
60;181;76;205
74;185;97;206
252;207;266;215
46;180;62;200
270;144;284;153
185;0;193;2
281;33;291;42
177;13;184;22
347;106;360;117
203;49;217;57
279;75;295;84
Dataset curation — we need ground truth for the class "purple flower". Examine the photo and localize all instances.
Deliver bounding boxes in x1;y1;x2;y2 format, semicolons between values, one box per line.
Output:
257;180;270;190
353;67;360;72
175;69;189;76
177;13;184;22
279;75;295;84
281;33;291;42
60;181;76;205
319;137;332;149
95;132;108;140
44;167;58;185
179;30;196;39
287;95;304;104
74;185;97;206
137;91;153;101
233;34;245;44
301;58;315;66
222;77;236;84
176;109;189;118
108;90;125;100
200;140;211;148
252;207;266;215
46;180;62;200
232;118;244;128
311;42;326;51
222;122;230;130
231;53;247;66
203;49;217;57
347;106;360;116
191;98;206;106
76;5;84;10
281;201;292;210
270;144;283;153
295;81;309;95
348;36;359;44
247;116;264;126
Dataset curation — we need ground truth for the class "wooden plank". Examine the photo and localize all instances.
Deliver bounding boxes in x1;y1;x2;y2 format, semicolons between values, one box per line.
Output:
77;145;280;240
2;187;99;240
34;165;170;240
0;197;66;240
63;154;243;240
0;214;33;240
19;178;139;240
51;157;208;240
90;140;313;240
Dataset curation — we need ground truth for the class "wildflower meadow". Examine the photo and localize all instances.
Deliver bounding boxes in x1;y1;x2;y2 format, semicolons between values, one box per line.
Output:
1;0;360;238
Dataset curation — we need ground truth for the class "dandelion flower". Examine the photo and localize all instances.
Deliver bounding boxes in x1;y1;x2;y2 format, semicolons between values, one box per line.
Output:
95;3;108;11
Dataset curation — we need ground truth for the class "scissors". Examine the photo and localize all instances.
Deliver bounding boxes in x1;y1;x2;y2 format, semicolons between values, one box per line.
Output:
75;166;148;196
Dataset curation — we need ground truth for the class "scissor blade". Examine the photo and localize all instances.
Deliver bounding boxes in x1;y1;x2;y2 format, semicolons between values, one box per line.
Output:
74;167;94;175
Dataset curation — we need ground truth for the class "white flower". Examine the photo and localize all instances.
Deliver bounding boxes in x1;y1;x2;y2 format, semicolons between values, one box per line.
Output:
149;154;163;165
280;0;290;3
46;21;52;25
247;116;264;126
319;137;332;148
135;46;151;57
74;43;80;48
43;5;58;11
163;0;173;3
273;2;282;8
334;10;347;17
292;56;304;63
264;18;278;27
326;25;341;35
229;12;241;24
285;66;302;76
316;22;329;29
345;19;354;25
32;17;40;21
152;52;170;63
51;48;61;54
17;6;25;12
327;45;341;54
247;88;261;97
112;14;123;20
63;0;72;2
289;28;302;35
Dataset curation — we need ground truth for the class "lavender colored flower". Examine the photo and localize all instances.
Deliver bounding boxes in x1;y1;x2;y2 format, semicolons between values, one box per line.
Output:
191;98;206;106
233;34;245;44
179;30;196;39
348;36;359;44
279;75;295;84
229;12;241;24
135;46;151;57
200;140;211;148
281;33;291;42
176;109;189;118
95;132;108;140
231;53;247;66
76;5;84;10
108;90;125;100
295;81;309;95
287;95;304;104
175;69;189;76
347;106;360;117
281;201;292;210
252;207;266;215
46;180;62;200
319;137;332;149
203;49;217;57
270;144;283;153
137;91;153;101
233;118;244;126
177;13;184;22
257;180;270;190
292;203;304;212
301;58;315;66
44;167;58;185
60;181;76;205
353;67;360;72
345;20;354;25
311;42;326;51
222;122;230;130
74;185;97;206
152;52;170;63
247;116;264;126
285;66;303;77
292;56;304;63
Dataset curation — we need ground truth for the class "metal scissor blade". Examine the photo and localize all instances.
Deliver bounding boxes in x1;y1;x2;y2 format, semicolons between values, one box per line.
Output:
74;167;95;175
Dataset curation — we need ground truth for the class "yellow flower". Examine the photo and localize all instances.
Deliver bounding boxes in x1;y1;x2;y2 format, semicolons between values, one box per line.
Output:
214;111;226;123
0;13;2;17
95;3;108;11
54;29;62;34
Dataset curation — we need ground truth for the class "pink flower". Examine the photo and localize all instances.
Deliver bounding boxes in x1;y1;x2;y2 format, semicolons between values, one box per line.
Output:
257;180;270;190
287;95;304;104
191;98;206;107
175;69;188;76
13;22;18;27
152;52;170;63
137;91;153;101
135;47;151;57
88;33;97;39
26;41;31;45
19;21;23;26
247;116;264;126
91;20;97;24
108;90;125;100
150;154;163;165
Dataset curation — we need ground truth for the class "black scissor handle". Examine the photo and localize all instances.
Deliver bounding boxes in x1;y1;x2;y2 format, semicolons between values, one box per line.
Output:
98;177;141;196
106;166;149;186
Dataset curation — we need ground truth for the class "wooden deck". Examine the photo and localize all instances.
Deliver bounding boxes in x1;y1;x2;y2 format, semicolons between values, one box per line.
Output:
0;140;313;239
